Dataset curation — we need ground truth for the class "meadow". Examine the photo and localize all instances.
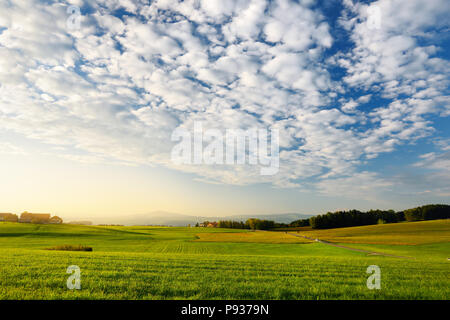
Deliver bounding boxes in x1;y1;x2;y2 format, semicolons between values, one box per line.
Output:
0;220;448;299
297;220;450;245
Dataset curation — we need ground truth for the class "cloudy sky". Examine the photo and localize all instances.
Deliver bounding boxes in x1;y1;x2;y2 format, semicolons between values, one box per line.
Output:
0;0;449;218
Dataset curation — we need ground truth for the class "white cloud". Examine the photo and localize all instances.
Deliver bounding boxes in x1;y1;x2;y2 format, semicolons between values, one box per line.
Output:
315;171;393;200
0;0;448;196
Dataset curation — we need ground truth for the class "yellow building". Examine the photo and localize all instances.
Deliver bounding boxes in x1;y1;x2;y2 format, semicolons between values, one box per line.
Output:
0;213;18;222
19;212;51;223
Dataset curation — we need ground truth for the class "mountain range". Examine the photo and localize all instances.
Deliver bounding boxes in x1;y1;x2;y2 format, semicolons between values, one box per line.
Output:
88;211;312;226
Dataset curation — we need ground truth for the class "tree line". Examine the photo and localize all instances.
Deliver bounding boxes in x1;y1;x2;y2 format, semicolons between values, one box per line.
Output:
403;204;450;222
216;219;280;230
309;204;449;229
195;204;449;230
194;219;282;230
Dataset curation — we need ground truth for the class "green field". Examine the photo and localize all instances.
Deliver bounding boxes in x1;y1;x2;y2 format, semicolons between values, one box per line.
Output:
0;220;448;300
298;220;450;245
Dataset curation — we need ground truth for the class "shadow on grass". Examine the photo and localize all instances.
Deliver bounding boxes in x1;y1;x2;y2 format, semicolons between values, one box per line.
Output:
45;244;93;252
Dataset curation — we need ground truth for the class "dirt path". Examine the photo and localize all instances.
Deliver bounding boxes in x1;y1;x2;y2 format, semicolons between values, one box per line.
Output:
287;232;413;259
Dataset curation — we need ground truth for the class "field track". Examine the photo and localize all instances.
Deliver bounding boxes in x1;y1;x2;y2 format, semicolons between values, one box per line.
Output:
286;232;413;259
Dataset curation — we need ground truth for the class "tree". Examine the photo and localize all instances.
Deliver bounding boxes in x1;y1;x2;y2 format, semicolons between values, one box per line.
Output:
244;219;275;230
308;204;448;229
404;204;450;221
49;216;63;224
289;219;310;227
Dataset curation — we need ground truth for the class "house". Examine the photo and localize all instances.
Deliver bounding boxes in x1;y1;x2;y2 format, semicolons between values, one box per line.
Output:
19;212;51;224
0;213;18;222
1;211;63;224
198;221;218;228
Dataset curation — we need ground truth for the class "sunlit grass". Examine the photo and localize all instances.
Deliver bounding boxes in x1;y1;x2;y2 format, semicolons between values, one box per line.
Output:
297;220;450;245
0;221;448;299
195;230;312;243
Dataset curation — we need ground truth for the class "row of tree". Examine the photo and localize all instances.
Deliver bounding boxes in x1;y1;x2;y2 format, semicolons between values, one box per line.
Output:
217;220;248;229
309;205;449;229
195;204;449;231
288;218;310;227
215;219;280;230
403;204;450;221
309;210;404;229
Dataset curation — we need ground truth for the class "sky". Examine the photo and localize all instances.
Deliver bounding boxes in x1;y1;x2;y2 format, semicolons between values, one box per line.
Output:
0;0;449;220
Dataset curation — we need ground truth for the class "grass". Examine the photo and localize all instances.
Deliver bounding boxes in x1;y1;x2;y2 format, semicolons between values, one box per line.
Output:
297;219;450;245
0;221;448;300
195;230;312;243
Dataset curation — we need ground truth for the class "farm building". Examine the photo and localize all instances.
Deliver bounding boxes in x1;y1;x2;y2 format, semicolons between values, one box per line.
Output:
0;213;18;222
198;222;218;228
1;212;63;224
19;212;51;224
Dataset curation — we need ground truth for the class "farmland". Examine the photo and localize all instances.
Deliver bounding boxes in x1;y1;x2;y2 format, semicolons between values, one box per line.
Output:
195;230;312;243
0;220;448;299
297;219;450;245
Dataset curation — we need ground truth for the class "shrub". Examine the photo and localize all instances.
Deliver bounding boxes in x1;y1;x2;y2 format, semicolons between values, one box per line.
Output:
46;245;93;252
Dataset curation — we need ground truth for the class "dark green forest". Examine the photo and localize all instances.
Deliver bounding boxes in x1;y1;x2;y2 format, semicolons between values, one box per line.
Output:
200;204;449;230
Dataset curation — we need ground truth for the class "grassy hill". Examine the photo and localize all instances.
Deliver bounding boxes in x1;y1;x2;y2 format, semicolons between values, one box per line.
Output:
0;220;448;299
295;219;450;261
298;219;450;245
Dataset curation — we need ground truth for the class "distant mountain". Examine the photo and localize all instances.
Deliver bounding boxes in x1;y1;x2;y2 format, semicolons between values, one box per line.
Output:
92;211;196;226
88;211;312;226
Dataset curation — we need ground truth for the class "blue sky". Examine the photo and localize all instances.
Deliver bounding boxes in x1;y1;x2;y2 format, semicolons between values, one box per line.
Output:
0;0;448;218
